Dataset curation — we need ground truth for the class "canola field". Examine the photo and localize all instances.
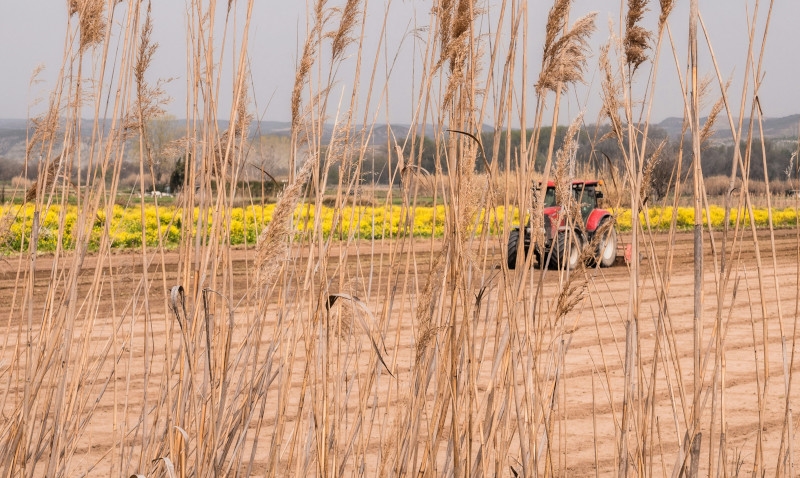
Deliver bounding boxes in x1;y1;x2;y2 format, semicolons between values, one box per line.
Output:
0;203;797;252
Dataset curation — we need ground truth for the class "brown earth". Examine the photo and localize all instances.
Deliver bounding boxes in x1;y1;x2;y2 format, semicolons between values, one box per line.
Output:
1;227;799;476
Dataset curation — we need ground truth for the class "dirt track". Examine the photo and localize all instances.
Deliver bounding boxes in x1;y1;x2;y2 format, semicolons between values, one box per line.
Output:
1;227;799;476
2;227;797;317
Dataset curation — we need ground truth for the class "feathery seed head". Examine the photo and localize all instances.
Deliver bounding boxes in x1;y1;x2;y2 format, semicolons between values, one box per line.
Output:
132;4;171;126
135;3;157;92
700;92;727;148
256;154;317;287
658;0;675;31
291;11;323;131
641;139;666;203
543;0;572;57
437;0;455;57
555;114;583;211
436;0;479;72
555;266;588;318
331;0;361;61
624;0;651;71
71;0;107;52
535;13;597;95
234;80;252;139
599;43;624;138
25;153;65;204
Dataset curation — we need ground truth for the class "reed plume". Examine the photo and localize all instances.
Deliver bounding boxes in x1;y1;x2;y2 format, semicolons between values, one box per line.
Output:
624;0;651;71
535;12;597;94
25;152;64;203
554;114;584;221
330;0;360;61
255;154;316;287
29;64;46;88
448;0;477;60
161;136;197;161
554;114;583;201
234;80;252;138
658;0;675;32
291;38;316;131
291;0;325;131
70;0;107;52
437;0;455;60
414;252;447;364
700;81;729;148
454;0;475;38
25;106;60;159
134;3;168;124
439;0;479;106
555;265;588;318
543;0;571;57
599;43;624;138
641;139;666;204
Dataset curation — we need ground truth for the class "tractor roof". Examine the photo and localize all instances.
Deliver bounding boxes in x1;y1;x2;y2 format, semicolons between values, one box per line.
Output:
539;180;602;188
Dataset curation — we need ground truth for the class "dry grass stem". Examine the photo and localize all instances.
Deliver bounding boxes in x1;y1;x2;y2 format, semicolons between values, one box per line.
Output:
0;0;794;476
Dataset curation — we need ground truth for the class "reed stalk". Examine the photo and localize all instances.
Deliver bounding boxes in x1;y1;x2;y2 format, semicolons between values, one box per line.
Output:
0;0;796;476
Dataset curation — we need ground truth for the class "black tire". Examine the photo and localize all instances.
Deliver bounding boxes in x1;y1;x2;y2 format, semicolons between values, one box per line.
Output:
508;229;521;269
595;219;617;267
552;231;582;270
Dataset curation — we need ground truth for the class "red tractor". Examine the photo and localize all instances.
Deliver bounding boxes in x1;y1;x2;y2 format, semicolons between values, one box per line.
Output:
507;180;617;269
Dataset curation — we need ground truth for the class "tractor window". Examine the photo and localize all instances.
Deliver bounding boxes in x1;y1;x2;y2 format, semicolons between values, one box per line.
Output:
543;187;556;207
577;187;595;208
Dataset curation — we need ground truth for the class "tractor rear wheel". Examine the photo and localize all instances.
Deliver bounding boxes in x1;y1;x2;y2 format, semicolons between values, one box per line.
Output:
507;228;530;269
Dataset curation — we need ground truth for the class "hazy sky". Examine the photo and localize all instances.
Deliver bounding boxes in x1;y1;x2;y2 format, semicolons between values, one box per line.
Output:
1;1;797;127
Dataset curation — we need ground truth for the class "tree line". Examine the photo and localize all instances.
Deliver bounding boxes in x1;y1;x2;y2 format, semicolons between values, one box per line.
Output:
353;125;798;195
3;123;797;198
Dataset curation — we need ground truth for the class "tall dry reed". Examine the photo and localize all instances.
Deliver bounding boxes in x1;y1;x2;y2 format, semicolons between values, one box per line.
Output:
0;0;797;477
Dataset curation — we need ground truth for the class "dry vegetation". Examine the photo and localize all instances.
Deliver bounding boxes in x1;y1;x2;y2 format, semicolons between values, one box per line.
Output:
1;0;799;477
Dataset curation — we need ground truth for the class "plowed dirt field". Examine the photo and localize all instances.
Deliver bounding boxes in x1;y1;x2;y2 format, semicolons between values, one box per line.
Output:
1;228;799;476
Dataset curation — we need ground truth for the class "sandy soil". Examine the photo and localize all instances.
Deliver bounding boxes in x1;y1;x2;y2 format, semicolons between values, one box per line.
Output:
1;228;799;476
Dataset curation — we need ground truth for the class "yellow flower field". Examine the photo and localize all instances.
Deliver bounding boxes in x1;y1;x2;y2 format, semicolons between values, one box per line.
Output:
612;205;798;230
0;203;796;252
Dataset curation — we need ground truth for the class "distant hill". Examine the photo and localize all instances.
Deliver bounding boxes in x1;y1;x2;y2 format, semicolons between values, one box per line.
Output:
0;122;28;159
0;119;29;130
655;114;800;141
1;115;798;163
0;118;441;162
